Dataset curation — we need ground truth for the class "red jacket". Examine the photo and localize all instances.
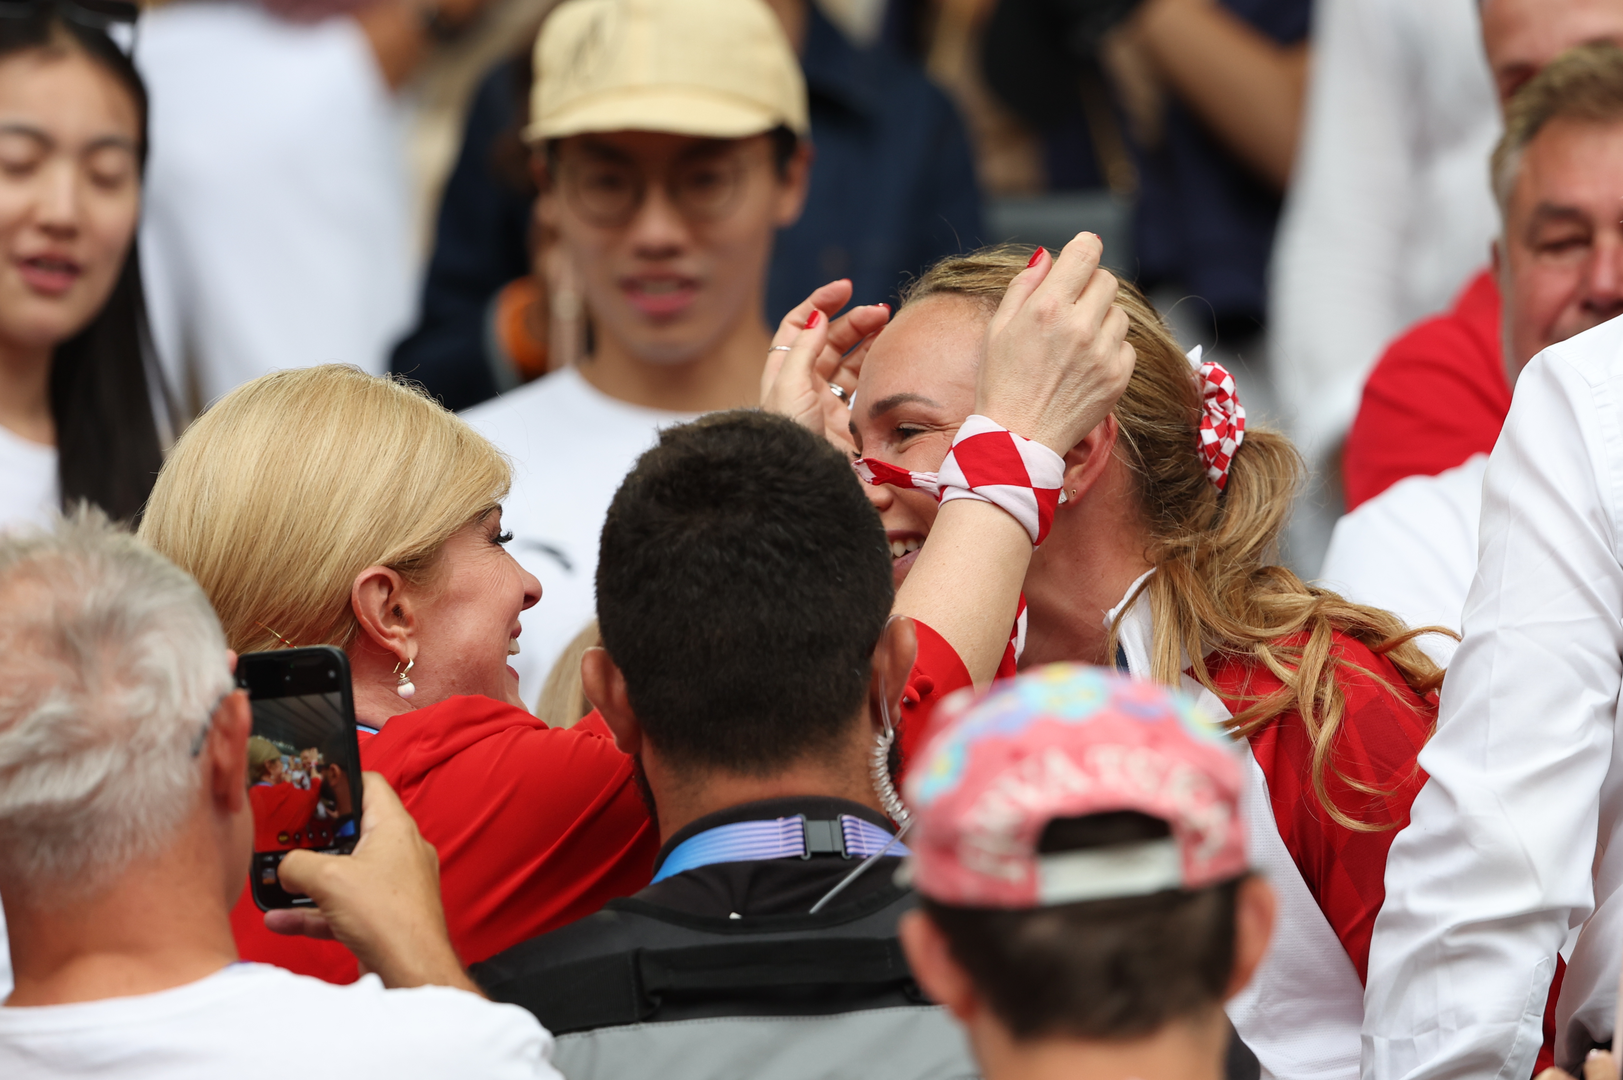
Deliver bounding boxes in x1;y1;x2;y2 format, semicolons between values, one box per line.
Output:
1343;270;1510;510
249;780;322;853
230;694;659;982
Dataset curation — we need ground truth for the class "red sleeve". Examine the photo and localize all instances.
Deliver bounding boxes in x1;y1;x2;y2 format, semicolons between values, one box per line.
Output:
897;619;975;780
249;783;323;852
363;699;659;966
1342;270;1511;509
1211;636;1434;982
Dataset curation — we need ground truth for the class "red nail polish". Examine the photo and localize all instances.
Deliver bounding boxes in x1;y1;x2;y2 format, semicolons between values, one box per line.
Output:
1026;248;1045;268
878;303;891;313
806;310;822;329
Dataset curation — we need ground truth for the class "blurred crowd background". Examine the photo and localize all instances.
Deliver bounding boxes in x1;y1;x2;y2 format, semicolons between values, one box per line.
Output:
129;0;1398;574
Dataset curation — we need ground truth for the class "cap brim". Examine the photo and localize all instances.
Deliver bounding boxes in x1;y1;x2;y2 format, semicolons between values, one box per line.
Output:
527;86;798;142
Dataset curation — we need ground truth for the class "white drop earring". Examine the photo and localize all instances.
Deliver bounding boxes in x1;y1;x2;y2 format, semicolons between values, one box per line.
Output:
393;658;416;700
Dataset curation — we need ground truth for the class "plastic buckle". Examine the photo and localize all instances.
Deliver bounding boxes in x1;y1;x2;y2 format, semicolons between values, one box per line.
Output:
797;815;848;859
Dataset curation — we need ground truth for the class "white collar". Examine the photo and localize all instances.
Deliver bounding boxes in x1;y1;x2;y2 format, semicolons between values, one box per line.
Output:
1103;569;1234;723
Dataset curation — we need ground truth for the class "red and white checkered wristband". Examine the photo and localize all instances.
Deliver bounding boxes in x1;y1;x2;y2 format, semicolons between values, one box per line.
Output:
853;415;1066;545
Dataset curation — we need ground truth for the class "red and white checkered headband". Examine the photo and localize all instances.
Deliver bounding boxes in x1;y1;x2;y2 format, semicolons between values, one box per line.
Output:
1188;346;1245;492
853;416;1066;546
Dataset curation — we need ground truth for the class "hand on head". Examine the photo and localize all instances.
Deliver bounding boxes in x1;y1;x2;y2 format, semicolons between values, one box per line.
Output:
978;233;1136;454
760;277;891;451
265;772;477;994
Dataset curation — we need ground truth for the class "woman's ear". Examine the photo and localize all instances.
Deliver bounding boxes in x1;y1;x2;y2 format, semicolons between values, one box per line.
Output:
350;565;415;664
1059;414;1121;508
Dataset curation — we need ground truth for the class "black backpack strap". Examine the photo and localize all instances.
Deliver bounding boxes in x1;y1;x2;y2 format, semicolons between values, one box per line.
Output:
494;936;922;1035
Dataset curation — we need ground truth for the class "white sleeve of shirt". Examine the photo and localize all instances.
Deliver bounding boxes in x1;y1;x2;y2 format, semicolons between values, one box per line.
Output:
1268;0;1498;462
1362;330;1623;1080
1318;455;1487;667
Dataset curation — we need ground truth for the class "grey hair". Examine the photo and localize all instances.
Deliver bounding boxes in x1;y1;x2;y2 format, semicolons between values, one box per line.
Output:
0;508;234;900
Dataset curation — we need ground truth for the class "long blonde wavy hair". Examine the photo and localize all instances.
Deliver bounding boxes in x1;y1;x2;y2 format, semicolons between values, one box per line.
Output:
901;246;1445;829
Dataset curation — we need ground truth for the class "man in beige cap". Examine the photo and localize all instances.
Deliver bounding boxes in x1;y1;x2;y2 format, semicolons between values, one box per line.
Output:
465;0;888;701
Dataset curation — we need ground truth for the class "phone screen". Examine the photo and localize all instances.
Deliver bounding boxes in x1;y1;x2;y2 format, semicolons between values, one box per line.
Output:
236;646;363;910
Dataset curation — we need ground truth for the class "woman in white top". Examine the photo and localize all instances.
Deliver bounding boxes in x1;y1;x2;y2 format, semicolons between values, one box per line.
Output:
0;2;167;531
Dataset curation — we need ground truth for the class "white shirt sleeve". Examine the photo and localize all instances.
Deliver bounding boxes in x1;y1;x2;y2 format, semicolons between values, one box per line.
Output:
1363;328;1623;1080
1269;0;1498;463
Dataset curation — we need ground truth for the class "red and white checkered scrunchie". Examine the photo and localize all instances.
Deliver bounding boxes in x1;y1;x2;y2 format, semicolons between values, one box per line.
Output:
853;415;1066;545
1189;346;1245;492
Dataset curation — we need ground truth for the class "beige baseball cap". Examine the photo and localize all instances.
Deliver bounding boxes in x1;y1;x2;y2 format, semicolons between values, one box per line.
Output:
526;0;810;143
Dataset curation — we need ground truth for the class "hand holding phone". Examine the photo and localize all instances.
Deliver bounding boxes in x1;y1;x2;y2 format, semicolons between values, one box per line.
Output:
237;646;364;910
266;773;475;993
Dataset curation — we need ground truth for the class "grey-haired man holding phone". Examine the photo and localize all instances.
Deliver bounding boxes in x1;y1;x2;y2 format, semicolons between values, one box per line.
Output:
0;513;560;1079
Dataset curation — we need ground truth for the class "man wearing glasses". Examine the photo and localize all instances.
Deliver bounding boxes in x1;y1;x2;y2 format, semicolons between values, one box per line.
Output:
465;0;863;702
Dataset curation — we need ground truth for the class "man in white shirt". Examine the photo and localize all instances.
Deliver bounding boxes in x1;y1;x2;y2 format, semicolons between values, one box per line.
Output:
1321;43;1623;664
1360;52;1623;1080
0;514;561;1080
464;0;887;700
1271;0;1623;469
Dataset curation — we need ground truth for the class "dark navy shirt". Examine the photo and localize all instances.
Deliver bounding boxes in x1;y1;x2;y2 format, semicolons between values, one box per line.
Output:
390;6;984;411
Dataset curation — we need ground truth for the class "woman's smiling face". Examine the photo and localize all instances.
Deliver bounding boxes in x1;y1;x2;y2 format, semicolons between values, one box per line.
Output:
850;295;987;588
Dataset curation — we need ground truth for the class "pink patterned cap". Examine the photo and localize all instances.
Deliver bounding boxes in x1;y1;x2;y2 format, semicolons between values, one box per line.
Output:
901;664;1247;908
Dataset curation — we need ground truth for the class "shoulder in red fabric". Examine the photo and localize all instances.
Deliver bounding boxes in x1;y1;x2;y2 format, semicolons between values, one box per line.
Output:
229;695;659;983
1343;270;1510;509
898;619;978;779
1206;633;1434;983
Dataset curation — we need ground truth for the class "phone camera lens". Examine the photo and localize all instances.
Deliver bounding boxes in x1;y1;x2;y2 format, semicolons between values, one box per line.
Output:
328;669;336;678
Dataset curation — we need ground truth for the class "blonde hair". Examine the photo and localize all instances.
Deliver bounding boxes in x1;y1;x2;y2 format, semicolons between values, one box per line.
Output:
534;619;599;729
901;246;1444;830
138;366;510;656
1492;43;1623;219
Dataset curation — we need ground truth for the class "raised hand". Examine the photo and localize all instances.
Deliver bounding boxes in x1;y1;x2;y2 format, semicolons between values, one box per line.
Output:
977;234;1135;454
760;278;890;451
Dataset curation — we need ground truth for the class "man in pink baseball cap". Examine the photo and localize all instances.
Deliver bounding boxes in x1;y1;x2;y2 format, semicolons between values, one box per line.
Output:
897;664;1278;1080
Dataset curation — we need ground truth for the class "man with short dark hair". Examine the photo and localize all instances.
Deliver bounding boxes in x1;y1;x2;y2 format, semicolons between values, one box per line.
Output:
897;665;1276;1080
470;411;963;1080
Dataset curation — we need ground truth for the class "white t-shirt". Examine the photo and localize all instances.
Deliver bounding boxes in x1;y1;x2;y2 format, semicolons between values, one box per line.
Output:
463;367;699;702
136;2;413;410
1317;454;1487;667
0;424;56;534
0;962;560;1079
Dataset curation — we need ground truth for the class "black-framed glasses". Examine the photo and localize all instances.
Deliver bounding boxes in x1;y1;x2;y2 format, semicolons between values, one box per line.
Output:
0;0;139;53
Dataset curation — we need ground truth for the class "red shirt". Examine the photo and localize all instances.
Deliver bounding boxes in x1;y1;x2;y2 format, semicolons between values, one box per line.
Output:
248;780;323;852
230;694;659;982
1342;270;1511;510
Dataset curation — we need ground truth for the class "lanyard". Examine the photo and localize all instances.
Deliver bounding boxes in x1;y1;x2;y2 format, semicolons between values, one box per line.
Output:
652;813;911;884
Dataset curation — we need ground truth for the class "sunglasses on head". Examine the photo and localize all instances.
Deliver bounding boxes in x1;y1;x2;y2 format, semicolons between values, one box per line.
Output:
0;0;139;52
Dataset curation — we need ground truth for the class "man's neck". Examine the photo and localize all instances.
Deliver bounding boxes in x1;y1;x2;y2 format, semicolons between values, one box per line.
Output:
3;820;238;1007
578;309;773;415
975;1009;1229;1080
647;745;882;847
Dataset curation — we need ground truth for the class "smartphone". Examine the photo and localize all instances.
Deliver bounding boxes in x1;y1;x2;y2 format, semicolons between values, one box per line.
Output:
236;646;363;911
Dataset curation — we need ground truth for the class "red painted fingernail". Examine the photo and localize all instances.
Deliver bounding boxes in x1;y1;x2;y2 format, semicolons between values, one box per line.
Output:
878;303;891;313
806;310;822;329
1026;248;1045;268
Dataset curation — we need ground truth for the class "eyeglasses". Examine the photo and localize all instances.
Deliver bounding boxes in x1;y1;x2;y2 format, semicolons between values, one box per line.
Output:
0;0;139;53
556;148;754;228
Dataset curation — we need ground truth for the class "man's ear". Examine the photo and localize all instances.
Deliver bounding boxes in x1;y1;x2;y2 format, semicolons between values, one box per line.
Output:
351;565;415;666
208;690;252;814
772;139;814;229
581;646;643;755
1224;875;1278;1000
869;615;918;734
1059;414;1120;509
899;909;982;1023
